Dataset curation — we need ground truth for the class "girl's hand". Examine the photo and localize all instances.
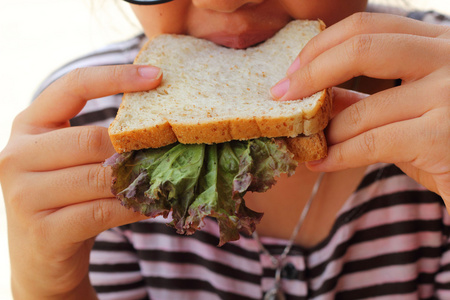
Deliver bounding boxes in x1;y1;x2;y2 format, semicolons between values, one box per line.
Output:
271;13;450;204
0;65;162;299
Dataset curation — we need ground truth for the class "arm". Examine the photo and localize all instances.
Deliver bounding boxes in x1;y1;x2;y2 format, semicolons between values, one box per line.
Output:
271;12;450;206
0;65;161;299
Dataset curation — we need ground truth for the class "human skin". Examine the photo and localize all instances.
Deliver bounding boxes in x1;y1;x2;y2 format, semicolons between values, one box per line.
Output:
0;0;448;299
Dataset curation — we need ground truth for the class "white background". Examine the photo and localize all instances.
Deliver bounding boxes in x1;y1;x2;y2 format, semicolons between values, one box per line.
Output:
0;0;449;298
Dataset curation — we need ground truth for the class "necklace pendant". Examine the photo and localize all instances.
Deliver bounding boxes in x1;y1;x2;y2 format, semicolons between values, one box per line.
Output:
264;287;286;300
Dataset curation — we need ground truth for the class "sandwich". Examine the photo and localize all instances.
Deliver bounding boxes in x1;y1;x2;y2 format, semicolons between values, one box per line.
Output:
105;20;332;246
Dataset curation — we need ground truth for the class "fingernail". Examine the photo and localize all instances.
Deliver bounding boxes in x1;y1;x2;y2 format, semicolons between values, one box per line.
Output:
287;57;300;75
306;159;324;166
270;78;290;100
138;66;162;79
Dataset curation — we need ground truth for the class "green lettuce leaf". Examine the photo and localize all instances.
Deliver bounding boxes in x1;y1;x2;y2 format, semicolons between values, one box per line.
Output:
105;138;297;245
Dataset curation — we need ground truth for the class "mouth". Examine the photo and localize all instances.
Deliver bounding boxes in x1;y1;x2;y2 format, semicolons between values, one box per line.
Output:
202;29;280;49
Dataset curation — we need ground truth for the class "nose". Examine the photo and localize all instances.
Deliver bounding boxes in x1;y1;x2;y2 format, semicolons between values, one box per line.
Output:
192;0;263;13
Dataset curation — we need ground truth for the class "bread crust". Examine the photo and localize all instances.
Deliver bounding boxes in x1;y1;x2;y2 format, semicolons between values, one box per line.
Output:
110;87;331;152
286;131;327;163
108;20;332;155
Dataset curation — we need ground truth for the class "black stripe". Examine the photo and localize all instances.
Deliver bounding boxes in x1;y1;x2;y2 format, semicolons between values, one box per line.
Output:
335;275;435;300
261;245;443;298
342;247;442;275
136;249;260;284
70;106;119;126
129;221;260;261
284;294;307;300
356;164;404;191
90;262;141;273
94;278;146;294
435;282;450;290
308;218;444;279
260;213;444;298
439;263;450;273
261;190;442;256
92;240;136;252
144;277;258;300
310;247;442;298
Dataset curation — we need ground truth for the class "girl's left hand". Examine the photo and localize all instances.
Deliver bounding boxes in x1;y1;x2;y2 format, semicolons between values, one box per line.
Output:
271;13;450;204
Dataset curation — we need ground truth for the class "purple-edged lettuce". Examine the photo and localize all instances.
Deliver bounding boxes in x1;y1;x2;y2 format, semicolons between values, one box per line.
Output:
105;138;297;246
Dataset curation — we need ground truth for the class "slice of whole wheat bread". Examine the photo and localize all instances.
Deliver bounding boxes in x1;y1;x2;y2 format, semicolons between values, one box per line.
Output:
109;20;332;162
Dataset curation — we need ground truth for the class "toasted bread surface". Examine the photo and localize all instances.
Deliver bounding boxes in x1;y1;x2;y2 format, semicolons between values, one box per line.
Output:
109;20;332;154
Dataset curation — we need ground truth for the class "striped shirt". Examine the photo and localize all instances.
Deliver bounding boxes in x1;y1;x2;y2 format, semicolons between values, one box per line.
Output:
33;6;450;300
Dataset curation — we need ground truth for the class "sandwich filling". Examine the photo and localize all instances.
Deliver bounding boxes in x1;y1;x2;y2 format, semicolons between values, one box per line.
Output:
105;138;297;246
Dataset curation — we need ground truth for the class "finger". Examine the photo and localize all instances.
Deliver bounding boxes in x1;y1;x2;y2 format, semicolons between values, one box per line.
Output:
17;126;114;171
44;198;149;244
273;34;447;101
306;116;438;172
26;163;112;211
327;77;433;146
290;12;447;74
327;68;450;146
330;87;369;118
16;65;162;131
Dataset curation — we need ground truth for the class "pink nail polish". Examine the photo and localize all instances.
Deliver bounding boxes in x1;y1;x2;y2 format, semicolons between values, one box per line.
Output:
271;78;290;100
287;57;300;75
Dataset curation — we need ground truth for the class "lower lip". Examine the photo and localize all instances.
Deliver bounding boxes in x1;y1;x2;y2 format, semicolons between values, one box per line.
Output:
204;30;278;49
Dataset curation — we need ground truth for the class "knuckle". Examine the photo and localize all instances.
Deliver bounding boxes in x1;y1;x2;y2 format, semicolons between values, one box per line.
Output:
334;145;345;164
347;34;373;62
348;101;366;127
0;147;14;178
5;184;32;223
87;164;111;194
92;200;113;226
300;63;315;86
65;67;90;95
361;131;378;159
349;12;373;31
76;126;108;155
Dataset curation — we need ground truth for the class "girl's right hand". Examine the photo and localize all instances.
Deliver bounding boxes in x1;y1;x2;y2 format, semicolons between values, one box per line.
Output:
0;65;162;299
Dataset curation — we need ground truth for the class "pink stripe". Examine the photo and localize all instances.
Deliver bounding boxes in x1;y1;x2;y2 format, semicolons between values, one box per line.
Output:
90;271;142;286
97;288;147;300
148;288;222;300
131;232;262;275
90;250;139;265
261;277;308;297
336;260;438;293
346;231;442;261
